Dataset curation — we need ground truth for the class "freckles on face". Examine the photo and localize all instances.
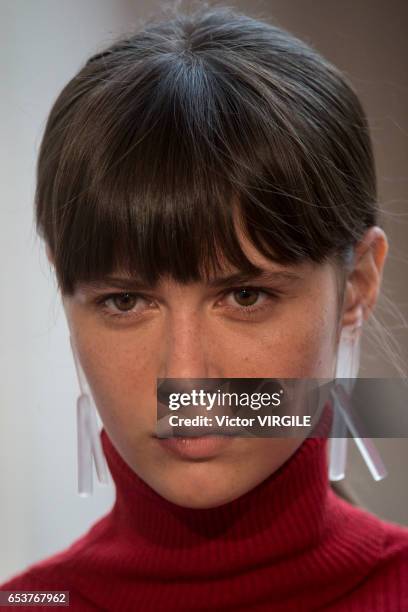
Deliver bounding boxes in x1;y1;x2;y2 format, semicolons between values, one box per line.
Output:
71;260;337;399
222;270;338;379
63;255;340;508
68;320;161;439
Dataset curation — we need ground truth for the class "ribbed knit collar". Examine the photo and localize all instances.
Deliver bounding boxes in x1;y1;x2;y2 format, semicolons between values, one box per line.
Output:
102;403;333;555
88;400;385;610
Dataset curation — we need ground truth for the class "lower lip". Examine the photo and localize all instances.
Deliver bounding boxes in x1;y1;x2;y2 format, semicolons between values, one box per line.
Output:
155;435;235;459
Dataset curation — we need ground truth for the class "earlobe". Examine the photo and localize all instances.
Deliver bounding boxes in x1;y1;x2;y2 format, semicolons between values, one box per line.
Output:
341;280;360;327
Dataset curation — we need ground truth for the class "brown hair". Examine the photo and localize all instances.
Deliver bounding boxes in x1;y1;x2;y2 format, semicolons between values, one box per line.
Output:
34;3;405;375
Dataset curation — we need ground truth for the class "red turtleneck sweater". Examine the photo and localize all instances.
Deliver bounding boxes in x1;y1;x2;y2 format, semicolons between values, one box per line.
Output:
1;404;408;611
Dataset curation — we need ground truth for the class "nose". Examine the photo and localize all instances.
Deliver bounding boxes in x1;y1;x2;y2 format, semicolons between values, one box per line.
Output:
157;311;220;380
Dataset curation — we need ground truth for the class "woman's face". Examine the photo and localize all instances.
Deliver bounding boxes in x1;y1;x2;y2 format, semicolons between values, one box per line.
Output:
62;230;341;508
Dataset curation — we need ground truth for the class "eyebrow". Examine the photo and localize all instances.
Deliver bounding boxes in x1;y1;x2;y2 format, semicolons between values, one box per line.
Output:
79;269;302;292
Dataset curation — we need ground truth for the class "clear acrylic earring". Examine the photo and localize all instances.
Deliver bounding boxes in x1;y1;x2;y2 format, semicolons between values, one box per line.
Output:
329;308;388;482
69;336;109;497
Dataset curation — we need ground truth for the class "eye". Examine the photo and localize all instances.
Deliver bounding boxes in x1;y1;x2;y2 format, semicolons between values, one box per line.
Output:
109;293;138;311
231;288;261;307
94;292;153;319
221;286;281;319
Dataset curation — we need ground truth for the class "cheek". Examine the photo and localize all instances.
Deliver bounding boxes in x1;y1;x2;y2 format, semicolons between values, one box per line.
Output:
229;303;337;378
283;320;335;376
72;329;155;430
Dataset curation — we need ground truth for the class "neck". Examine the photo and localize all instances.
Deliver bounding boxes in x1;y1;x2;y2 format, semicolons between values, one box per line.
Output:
61;400;386;610
101;404;332;554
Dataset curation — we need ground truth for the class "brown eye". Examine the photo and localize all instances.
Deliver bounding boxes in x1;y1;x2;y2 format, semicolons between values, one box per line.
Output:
111;293;138;312
233;288;260;307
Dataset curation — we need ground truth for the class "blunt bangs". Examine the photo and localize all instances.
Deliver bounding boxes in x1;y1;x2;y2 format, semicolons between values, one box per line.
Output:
35;7;378;295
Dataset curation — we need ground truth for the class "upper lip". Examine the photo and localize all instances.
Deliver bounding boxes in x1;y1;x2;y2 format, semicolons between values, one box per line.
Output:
153;424;238;438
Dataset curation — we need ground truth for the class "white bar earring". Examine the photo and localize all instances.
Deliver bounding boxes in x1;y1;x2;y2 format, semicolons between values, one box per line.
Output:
329;309;388;482
70;336;109;497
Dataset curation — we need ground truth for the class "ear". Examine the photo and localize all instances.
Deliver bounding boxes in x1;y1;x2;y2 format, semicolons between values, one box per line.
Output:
341;226;388;328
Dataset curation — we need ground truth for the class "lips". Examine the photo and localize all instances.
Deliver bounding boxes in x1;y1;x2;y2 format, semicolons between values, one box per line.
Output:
155;433;236;460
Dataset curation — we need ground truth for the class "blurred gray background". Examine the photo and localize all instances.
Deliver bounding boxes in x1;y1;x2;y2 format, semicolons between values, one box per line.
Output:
1;0;407;583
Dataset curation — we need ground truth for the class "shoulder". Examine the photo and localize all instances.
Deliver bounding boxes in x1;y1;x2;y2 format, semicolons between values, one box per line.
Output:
0;570;96;611
0;568;97;611
0;516;111;611
324;492;408;610
359;520;408;611
376;518;408;573
346;499;408;577
342;513;408;610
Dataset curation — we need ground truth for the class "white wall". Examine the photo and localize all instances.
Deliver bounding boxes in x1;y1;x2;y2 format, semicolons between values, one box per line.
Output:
0;0;156;583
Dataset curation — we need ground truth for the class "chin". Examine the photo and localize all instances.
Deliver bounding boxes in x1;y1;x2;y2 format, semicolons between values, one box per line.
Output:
154;468;246;509
160;487;242;509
